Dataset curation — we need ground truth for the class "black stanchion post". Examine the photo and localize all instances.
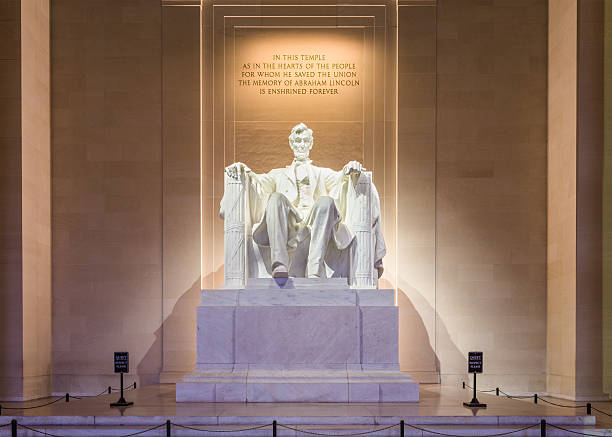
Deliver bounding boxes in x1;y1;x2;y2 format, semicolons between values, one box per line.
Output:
111;352;133;407
496;388;499;396
587;403;592;415
65;393;69;402
110;372;133;407
400;420;404;437
11;419;16;437
463;352;486;408
534;393;538;404
540;419;546;437
273;420;277;437
108;386;111;394
166;419;171;437
463;372;487;408
134;382;137;389
462;381;465;389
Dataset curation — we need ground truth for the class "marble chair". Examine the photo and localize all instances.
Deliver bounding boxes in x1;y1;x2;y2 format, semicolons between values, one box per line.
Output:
222;170;379;289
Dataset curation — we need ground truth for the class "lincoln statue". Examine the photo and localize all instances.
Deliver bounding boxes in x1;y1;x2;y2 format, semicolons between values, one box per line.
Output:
221;123;386;280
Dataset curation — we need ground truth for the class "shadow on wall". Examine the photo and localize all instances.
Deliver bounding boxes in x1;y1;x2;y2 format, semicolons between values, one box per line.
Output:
397;286;466;383
136;275;205;383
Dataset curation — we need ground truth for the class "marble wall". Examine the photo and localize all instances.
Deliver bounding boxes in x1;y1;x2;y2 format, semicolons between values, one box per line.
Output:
0;0;52;401
547;0;578;400
46;0;551;395
160;4;201;383
0;0;24;400
42;0;600;399
51;0;163;393
398;0;548;391
21;0;52;400
575;0;604;400
547;0;605;400
604;0;612;396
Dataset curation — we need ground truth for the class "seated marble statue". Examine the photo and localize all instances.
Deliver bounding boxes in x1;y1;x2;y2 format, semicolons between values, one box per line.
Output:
221;123;386;283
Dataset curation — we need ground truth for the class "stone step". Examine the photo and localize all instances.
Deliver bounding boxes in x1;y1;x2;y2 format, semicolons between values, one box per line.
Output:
0;412;604;426
201;288;394;306
179;367;418;402
246;277;351;290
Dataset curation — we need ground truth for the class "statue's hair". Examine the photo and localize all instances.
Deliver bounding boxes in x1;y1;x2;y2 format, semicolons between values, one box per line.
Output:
288;123;313;145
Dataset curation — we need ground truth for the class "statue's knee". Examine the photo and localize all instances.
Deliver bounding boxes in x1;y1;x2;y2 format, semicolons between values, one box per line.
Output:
267;192;286;209
315;196;334;211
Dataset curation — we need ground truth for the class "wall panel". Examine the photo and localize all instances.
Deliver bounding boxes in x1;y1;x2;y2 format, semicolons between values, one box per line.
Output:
51;0;163;394
160;4;201;381
436;0;547;390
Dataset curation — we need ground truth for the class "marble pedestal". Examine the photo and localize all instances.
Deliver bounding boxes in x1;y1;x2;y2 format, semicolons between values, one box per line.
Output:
176;279;419;402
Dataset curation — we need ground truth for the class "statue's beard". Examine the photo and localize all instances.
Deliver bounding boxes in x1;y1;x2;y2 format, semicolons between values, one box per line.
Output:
291;146;311;161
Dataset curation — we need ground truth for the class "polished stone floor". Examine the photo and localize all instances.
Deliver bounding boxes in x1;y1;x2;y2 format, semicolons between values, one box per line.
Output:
0;384;604;423
0;385;609;436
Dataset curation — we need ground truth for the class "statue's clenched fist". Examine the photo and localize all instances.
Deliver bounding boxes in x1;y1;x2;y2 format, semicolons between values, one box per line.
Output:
343;160;364;176
225;162;251;180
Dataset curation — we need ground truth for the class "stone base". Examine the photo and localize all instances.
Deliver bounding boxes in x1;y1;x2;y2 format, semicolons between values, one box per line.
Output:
176;279;419;402
177;366;418;402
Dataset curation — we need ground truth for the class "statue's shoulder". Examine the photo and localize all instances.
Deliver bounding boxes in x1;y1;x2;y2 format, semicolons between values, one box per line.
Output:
267;167;285;176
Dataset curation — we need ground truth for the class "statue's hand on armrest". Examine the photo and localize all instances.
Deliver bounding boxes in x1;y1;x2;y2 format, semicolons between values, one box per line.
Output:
342;160;364;176
225;162;251;181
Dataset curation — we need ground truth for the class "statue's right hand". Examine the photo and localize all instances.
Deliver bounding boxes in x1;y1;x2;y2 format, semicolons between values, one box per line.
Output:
225;162;251;180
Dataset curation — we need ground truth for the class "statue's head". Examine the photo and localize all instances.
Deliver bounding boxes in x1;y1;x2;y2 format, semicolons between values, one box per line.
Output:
288;123;313;160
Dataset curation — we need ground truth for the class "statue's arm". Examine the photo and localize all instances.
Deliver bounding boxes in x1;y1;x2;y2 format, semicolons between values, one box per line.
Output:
221;162;258;220
224;162;277;189
342;160;364;176
247;169;275;193
220;162;276;220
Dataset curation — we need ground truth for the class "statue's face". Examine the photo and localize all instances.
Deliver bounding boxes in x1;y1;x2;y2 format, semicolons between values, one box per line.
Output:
289;130;313;160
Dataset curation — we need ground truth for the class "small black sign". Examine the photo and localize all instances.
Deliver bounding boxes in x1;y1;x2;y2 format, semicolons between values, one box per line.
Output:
468;351;483;374
114;352;129;373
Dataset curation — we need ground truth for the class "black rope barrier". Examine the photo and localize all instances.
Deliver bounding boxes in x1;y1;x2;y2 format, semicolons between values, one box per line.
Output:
464;384;497;393
462;382;611;417
0;396;65;411
17;423;66;437
591;406;612;418
403;422;540;437
112;382;137;392
172;422;272;433
117;422;166;437
0;383;138;415
75;388;110;398
538;398;584;409
278;423;399;436
5;419;612;437
497;389;533;399
546;422;608;437
16;422;166;437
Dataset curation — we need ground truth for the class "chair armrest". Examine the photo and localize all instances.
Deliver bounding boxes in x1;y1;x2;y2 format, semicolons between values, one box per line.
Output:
222;172;247;288
347;171;376;289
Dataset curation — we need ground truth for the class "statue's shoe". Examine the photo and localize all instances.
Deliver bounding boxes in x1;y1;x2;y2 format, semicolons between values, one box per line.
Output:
272;264;288;278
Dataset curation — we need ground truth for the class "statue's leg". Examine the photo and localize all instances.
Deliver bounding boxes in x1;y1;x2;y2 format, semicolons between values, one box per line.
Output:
306;196;339;278
265;192;291;277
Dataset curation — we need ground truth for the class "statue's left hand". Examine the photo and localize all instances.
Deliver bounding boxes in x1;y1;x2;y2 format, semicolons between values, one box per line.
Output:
343;160;364;176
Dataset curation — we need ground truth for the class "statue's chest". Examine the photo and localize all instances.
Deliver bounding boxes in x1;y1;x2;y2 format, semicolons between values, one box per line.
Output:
294;165;316;209
295;165;309;184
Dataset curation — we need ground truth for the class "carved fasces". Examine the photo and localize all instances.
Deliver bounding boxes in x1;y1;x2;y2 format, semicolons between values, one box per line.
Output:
347;171;375;289
223;171;246;288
